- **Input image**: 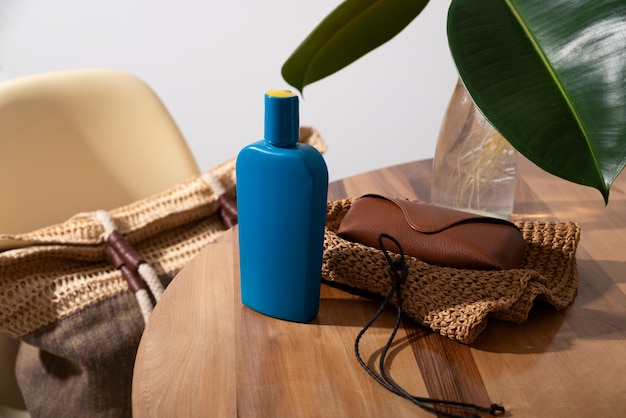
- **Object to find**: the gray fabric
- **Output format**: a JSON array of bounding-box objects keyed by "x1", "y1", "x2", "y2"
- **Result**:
[{"x1": 15, "y1": 292, "x2": 143, "y2": 418}]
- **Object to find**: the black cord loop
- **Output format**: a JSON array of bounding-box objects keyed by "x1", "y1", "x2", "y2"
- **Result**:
[{"x1": 354, "y1": 234, "x2": 505, "y2": 418}]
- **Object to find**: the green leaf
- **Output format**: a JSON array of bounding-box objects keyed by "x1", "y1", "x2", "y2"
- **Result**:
[
  {"x1": 448, "y1": 0, "x2": 626, "y2": 203},
  {"x1": 282, "y1": 0, "x2": 430, "y2": 94}
]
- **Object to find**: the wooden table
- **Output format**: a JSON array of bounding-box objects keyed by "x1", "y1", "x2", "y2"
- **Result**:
[{"x1": 132, "y1": 158, "x2": 626, "y2": 417}]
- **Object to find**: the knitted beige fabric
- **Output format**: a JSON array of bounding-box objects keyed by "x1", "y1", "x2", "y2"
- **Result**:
[
  {"x1": 322, "y1": 198, "x2": 580, "y2": 344},
  {"x1": 0, "y1": 158, "x2": 235, "y2": 338},
  {"x1": 0, "y1": 126, "x2": 327, "y2": 339}
]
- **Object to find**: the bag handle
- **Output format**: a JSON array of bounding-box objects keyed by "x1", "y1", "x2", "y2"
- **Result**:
[{"x1": 95, "y1": 210, "x2": 162, "y2": 323}]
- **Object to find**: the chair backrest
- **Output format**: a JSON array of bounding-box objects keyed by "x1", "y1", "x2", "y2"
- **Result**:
[
  {"x1": 0, "y1": 69, "x2": 201, "y2": 414},
  {"x1": 0, "y1": 68, "x2": 200, "y2": 234}
]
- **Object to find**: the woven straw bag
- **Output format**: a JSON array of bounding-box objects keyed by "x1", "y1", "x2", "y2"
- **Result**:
[
  {"x1": 0, "y1": 127, "x2": 325, "y2": 417},
  {"x1": 322, "y1": 198, "x2": 581, "y2": 344}
]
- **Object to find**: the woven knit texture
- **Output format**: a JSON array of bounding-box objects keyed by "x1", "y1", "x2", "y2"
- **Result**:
[
  {"x1": 323, "y1": 198, "x2": 581, "y2": 344},
  {"x1": 0, "y1": 126, "x2": 327, "y2": 339},
  {"x1": 0, "y1": 158, "x2": 235, "y2": 338}
]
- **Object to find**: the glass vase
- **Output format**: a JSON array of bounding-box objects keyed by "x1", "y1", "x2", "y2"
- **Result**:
[{"x1": 431, "y1": 79, "x2": 517, "y2": 219}]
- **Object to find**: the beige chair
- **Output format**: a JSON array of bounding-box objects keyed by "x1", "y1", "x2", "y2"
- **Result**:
[{"x1": 0, "y1": 69, "x2": 201, "y2": 417}]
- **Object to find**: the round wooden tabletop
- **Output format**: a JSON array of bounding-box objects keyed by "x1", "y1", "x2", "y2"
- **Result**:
[{"x1": 133, "y1": 158, "x2": 626, "y2": 417}]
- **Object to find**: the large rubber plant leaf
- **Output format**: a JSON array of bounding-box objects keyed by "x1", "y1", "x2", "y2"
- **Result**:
[
  {"x1": 282, "y1": 0, "x2": 430, "y2": 94},
  {"x1": 448, "y1": 0, "x2": 626, "y2": 203}
]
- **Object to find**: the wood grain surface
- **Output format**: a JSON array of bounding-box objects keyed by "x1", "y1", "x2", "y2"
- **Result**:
[{"x1": 132, "y1": 158, "x2": 626, "y2": 417}]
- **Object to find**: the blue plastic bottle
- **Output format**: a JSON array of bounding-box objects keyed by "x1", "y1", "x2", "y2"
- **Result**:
[{"x1": 236, "y1": 90, "x2": 328, "y2": 322}]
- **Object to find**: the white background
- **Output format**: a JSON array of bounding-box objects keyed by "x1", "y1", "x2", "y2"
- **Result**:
[{"x1": 0, "y1": 0, "x2": 458, "y2": 182}]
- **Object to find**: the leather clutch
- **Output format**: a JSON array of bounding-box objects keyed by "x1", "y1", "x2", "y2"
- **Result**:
[{"x1": 337, "y1": 194, "x2": 526, "y2": 270}]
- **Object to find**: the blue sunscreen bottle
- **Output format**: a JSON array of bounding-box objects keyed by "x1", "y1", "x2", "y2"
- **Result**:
[{"x1": 236, "y1": 90, "x2": 328, "y2": 322}]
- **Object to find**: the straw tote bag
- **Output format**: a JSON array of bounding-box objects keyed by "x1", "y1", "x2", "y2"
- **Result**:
[{"x1": 0, "y1": 128, "x2": 325, "y2": 417}]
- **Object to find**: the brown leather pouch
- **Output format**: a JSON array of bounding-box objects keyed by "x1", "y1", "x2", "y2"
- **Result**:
[{"x1": 337, "y1": 194, "x2": 526, "y2": 270}]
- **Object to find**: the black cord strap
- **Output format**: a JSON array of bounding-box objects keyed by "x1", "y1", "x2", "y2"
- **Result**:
[{"x1": 354, "y1": 233, "x2": 505, "y2": 418}]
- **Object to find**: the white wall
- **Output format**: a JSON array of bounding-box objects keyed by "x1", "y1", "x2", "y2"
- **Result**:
[{"x1": 0, "y1": 0, "x2": 457, "y2": 182}]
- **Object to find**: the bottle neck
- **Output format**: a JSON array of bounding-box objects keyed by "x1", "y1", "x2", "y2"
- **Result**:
[{"x1": 264, "y1": 91, "x2": 299, "y2": 147}]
